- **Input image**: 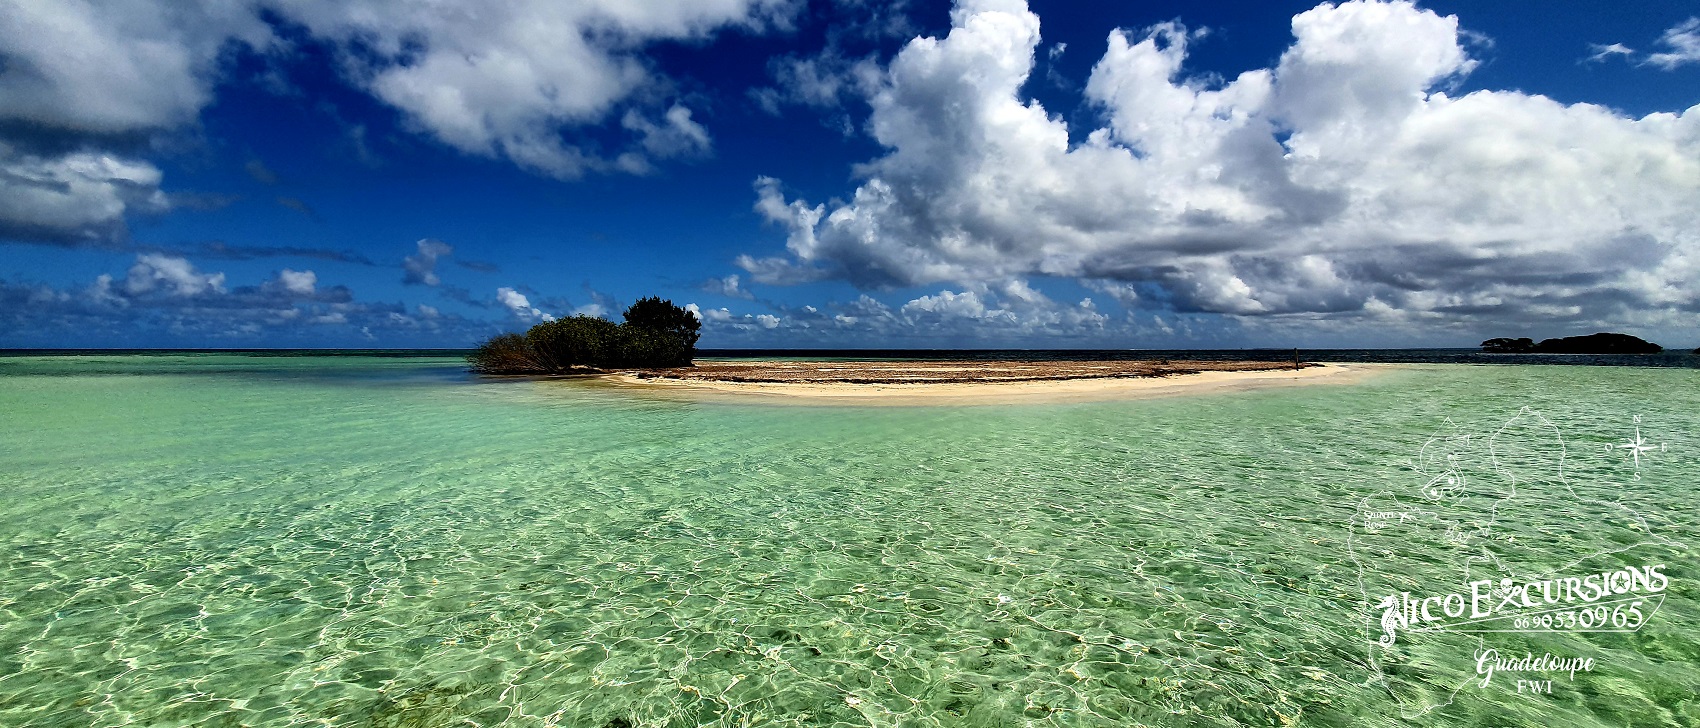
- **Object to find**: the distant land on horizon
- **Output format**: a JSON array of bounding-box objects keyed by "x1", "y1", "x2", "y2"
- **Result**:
[{"x1": 1482, "y1": 332, "x2": 1668, "y2": 355}]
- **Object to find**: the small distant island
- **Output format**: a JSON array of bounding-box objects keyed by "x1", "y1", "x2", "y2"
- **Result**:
[
  {"x1": 469, "y1": 296, "x2": 702, "y2": 373},
  {"x1": 1481, "y1": 332, "x2": 1663, "y2": 354},
  {"x1": 464, "y1": 295, "x2": 1353, "y2": 400}
]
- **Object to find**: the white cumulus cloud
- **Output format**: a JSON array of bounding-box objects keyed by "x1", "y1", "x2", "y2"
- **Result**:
[
  {"x1": 702, "y1": 273, "x2": 757, "y2": 299},
  {"x1": 268, "y1": 0, "x2": 792, "y2": 178},
  {"x1": 497, "y1": 286, "x2": 553, "y2": 322},
  {"x1": 0, "y1": 0, "x2": 273, "y2": 133},
  {"x1": 272, "y1": 269, "x2": 317, "y2": 296},
  {"x1": 742, "y1": 0, "x2": 1700, "y2": 334},
  {"x1": 622, "y1": 105, "x2": 713, "y2": 163},
  {"x1": 0, "y1": 144, "x2": 170, "y2": 245},
  {"x1": 124, "y1": 254, "x2": 226, "y2": 297},
  {"x1": 402, "y1": 239, "x2": 453, "y2": 286},
  {"x1": 0, "y1": 0, "x2": 795, "y2": 223},
  {"x1": 0, "y1": 2, "x2": 270, "y2": 245},
  {"x1": 1644, "y1": 17, "x2": 1700, "y2": 69},
  {"x1": 1644, "y1": 18, "x2": 1700, "y2": 70}
]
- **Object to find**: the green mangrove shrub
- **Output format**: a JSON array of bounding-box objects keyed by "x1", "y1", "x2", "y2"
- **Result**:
[
  {"x1": 466, "y1": 332, "x2": 546, "y2": 374},
  {"x1": 468, "y1": 296, "x2": 702, "y2": 373},
  {"x1": 527, "y1": 315, "x2": 621, "y2": 371}
]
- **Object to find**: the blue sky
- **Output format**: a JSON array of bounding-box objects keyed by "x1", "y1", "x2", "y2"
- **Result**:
[{"x1": 2, "y1": 0, "x2": 1698, "y2": 349}]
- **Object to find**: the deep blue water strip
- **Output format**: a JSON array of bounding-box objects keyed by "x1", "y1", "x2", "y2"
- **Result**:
[{"x1": 2, "y1": 348, "x2": 1696, "y2": 368}]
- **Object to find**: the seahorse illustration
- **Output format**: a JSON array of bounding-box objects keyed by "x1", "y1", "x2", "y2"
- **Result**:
[{"x1": 1376, "y1": 594, "x2": 1404, "y2": 647}]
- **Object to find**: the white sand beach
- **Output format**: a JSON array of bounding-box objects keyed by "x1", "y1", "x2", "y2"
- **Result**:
[{"x1": 605, "y1": 361, "x2": 1382, "y2": 405}]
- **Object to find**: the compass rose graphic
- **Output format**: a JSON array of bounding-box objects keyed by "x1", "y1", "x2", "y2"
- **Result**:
[{"x1": 1614, "y1": 415, "x2": 1665, "y2": 480}]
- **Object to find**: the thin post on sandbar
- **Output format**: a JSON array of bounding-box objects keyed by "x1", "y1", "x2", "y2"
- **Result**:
[{"x1": 1293, "y1": 348, "x2": 1300, "y2": 371}]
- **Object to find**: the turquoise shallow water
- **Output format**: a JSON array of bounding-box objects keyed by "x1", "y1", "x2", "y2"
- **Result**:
[{"x1": 0, "y1": 355, "x2": 1695, "y2": 727}]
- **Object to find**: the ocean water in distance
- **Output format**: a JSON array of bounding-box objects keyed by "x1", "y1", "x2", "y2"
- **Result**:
[{"x1": 0, "y1": 354, "x2": 1695, "y2": 727}]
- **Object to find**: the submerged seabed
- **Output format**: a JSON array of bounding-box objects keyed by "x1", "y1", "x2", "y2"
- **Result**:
[{"x1": 0, "y1": 354, "x2": 1695, "y2": 727}]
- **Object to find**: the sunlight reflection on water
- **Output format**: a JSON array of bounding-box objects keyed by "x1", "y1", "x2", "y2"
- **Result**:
[{"x1": 0, "y1": 356, "x2": 1694, "y2": 727}]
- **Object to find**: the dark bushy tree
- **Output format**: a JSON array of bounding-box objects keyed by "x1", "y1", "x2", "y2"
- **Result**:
[
  {"x1": 466, "y1": 296, "x2": 702, "y2": 373},
  {"x1": 618, "y1": 297, "x2": 700, "y2": 367}
]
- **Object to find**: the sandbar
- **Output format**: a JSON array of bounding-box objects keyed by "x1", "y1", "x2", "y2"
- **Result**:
[{"x1": 602, "y1": 360, "x2": 1381, "y2": 405}]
